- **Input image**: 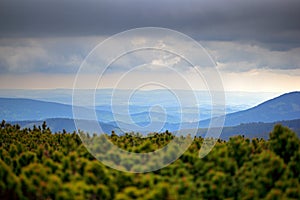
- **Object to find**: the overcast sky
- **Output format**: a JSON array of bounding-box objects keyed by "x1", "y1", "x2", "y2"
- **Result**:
[{"x1": 0, "y1": 0, "x2": 299, "y2": 92}]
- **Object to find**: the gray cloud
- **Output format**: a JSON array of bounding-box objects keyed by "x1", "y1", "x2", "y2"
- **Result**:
[
  {"x1": 0, "y1": 0, "x2": 300, "y2": 76},
  {"x1": 0, "y1": 37, "x2": 91, "y2": 74},
  {"x1": 203, "y1": 41, "x2": 300, "y2": 72},
  {"x1": 0, "y1": 0, "x2": 300, "y2": 49},
  {"x1": 1, "y1": 36, "x2": 299, "y2": 75}
]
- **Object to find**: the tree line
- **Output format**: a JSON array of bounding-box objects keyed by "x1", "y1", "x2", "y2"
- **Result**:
[{"x1": 0, "y1": 120, "x2": 300, "y2": 199}]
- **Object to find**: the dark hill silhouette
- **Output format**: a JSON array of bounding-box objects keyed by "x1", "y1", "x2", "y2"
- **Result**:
[
  {"x1": 0, "y1": 98, "x2": 180, "y2": 123},
  {"x1": 199, "y1": 91, "x2": 300, "y2": 127},
  {"x1": 0, "y1": 98, "x2": 74, "y2": 121},
  {"x1": 10, "y1": 118, "x2": 121, "y2": 134},
  {"x1": 1, "y1": 92, "x2": 300, "y2": 133}
]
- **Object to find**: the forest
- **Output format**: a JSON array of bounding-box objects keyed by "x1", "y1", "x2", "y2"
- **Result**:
[{"x1": 1, "y1": 120, "x2": 300, "y2": 200}]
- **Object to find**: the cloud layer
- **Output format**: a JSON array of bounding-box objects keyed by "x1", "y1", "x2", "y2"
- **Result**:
[
  {"x1": 1, "y1": 0, "x2": 300, "y2": 48},
  {"x1": 0, "y1": 0, "x2": 299, "y2": 91}
]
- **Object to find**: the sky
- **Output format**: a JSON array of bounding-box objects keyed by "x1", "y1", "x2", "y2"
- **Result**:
[{"x1": 0, "y1": 0, "x2": 300, "y2": 92}]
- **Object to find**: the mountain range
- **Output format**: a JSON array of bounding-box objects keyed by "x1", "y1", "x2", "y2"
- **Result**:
[
  {"x1": 199, "y1": 91, "x2": 300, "y2": 127},
  {"x1": 1, "y1": 91, "x2": 300, "y2": 139},
  {"x1": 0, "y1": 98, "x2": 181, "y2": 124}
]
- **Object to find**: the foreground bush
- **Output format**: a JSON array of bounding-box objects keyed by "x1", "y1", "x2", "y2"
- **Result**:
[{"x1": 0, "y1": 122, "x2": 299, "y2": 200}]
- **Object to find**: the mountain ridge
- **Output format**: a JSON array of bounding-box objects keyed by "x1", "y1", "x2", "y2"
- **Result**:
[
  {"x1": 199, "y1": 91, "x2": 300, "y2": 127},
  {"x1": 9, "y1": 118, "x2": 300, "y2": 140},
  {"x1": 1, "y1": 91, "x2": 300, "y2": 134}
]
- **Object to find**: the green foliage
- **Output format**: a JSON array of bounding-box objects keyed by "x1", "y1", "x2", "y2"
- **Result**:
[
  {"x1": 0, "y1": 160, "x2": 21, "y2": 200},
  {"x1": 0, "y1": 123, "x2": 299, "y2": 199},
  {"x1": 227, "y1": 135, "x2": 252, "y2": 167},
  {"x1": 234, "y1": 150, "x2": 285, "y2": 199},
  {"x1": 269, "y1": 124, "x2": 300, "y2": 163}
]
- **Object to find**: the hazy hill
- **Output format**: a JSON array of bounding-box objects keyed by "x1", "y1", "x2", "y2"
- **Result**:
[
  {"x1": 0, "y1": 98, "x2": 180, "y2": 123},
  {"x1": 10, "y1": 118, "x2": 121, "y2": 134},
  {"x1": 9, "y1": 118, "x2": 300, "y2": 140},
  {"x1": 1, "y1": 92, "x2": 300, "y2": 134},
  {"x1": 199, "y1": 91, "x2": 300, "y2": 127},
  {"x1": 196, "y1": 119, "x2": 300, "y2": 140}
]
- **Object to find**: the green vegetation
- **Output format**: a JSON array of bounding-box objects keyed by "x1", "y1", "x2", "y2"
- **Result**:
[{"x1": 0, "y1": 121, "x2": 300, "y2": 200}]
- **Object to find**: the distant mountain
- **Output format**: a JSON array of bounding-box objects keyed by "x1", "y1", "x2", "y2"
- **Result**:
[
  {"x1": 0, "y1": 98, "x2": 181, "y2": 123},
  {"x1": 196, "y1": 119, "x2": 300, "y2": 140},
  {"x1": 0, "y1": 89, "x2": 276, "y2": 108},
  {"x1": 1, "y1": 89, "x2": 276, "y2": 121},
  {"x1": 199, "y1": 92, "x2": 300, "y2": 127},
  {"x1": 9, "y1": 118, "x2": 300, "y2": 141},
  {"x1": 10, "y1": 118, "x2": 121, "y2": 134},
  {"x1": 0, "y1": 98, "x2": 76, "y2": 121},
  {"x1": 4, "y1": 92, "x2": 300, "y2": 138},
  {"x1": 1, "y1": 92, "x2": 300, "y2": 133},
  {"x1": 0, "y1": 98, "x2": 115, "y2": 122}
]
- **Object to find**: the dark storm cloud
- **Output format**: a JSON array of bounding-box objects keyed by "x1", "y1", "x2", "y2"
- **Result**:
[
  {"x1": 0, "y1": 0, "x2": 300, "y2": 49},
  {"x1": 0, "y1": 0, "x2": 300, "y2": 75}
]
